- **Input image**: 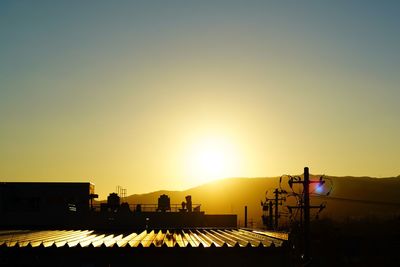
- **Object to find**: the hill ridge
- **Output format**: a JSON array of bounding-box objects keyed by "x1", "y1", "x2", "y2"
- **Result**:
[{"x1": 118, "y1": 175, "x2": 400, "y2": 226}]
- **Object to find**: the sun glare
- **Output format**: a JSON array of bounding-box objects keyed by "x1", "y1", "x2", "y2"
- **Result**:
[{"x1": 185, "y1": 136, "x2": 241, "y2": 185}]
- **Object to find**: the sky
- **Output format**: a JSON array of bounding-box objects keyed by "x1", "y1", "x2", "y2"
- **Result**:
[{"x1": 1, "y1": 1, "x2": 399, "y2": 199}]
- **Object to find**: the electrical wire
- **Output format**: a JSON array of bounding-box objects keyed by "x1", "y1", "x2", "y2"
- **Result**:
[{"x1": 313, "y1": 195, "x2": 400, "y2": 206}]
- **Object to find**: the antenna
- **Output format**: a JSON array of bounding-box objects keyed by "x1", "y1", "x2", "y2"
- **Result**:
[{"x1": 115, "y1": 185, "x2": 127, "y2": 202}]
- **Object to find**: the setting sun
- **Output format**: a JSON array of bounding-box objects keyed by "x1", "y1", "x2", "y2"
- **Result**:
[{"x1": 185, "y1": 136, "x2": 241, "y2": 185}]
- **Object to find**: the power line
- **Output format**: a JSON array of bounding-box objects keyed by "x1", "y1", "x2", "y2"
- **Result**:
[{"x1": 313, "y1": 195, "x2": 400, "y2": 207}]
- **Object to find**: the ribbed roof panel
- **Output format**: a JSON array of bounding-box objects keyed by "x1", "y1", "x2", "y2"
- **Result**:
[{"x1": 0, "y1": 228, "x2": 287, "y2": 249}]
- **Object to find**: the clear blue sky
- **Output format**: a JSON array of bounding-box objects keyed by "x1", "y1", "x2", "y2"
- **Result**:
[{"x1": 1, "y1": 1, "x2": 399, "y2": 198}]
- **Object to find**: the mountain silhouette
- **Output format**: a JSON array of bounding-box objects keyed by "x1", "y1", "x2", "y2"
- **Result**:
[{"x1": 117, "y1": 175, "x2": 400, "y2": 227}]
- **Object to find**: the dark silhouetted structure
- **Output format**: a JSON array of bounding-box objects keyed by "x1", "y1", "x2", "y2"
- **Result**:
[
  {"x1": 157, "y1": 194, "x2": 171, "y2": 212},
  {"x1": 186, "y1": 195, "x2": 192, "y2": 212},
  {"x1": 0, "y1": 182, "x2": 289, "y2": 267},
  {"x1": 0, "y1": 182, "x2": 95, "y2": 228},
  {"x1": 0, "y1": 182, "x2": 237, "y2": 229}
]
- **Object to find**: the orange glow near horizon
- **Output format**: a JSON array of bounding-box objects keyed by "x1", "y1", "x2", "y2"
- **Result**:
[
  {"x1": 1, "y1": 2, "x2": 399, "y2": 199},
  {"x1": 184, "y1": 136, "x2": 242, "y2": 186}
]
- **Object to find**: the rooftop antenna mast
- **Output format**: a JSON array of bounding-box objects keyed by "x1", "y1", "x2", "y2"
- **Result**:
[{"x1": 116, "y1": 185, "x2": 127, "y2": 202}]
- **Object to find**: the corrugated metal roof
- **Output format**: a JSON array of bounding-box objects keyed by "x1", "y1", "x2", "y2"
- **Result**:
[{"x1": 0, "y1": 229, "x2": 286, "y2": 248}]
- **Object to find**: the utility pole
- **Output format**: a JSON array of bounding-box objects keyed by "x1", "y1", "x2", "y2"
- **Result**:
[
  {"x1": 268, "y1": 201, "x2": 273, "y2": 229},
  {"x1": 261, "y1": 190, "x2": 286, "y2": 230},
  {"x1": 303, "y1": 167, "x2": 310, "y2": 262},
  {"x1": 287, "y1": 167, "x2": 326, "y2": 264},
  {"x1": 273, "y1": 189, "x2": 286, "y2": 229},
  {"x1": 244, "y1": 206, "x2": 248, "y2": 228},
  {"x1": 274, "y1": 189, "x2": 279, "y2": 229}
]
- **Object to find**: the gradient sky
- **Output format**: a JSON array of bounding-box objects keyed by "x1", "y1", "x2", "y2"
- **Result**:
[{"x1": 1, "y1": 1, "x2": 399, "y2": 198}]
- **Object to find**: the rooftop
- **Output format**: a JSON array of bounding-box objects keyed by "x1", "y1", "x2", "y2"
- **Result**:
[{"x1": 0, "y1": 228, "x2": 287, "y2": 248}]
